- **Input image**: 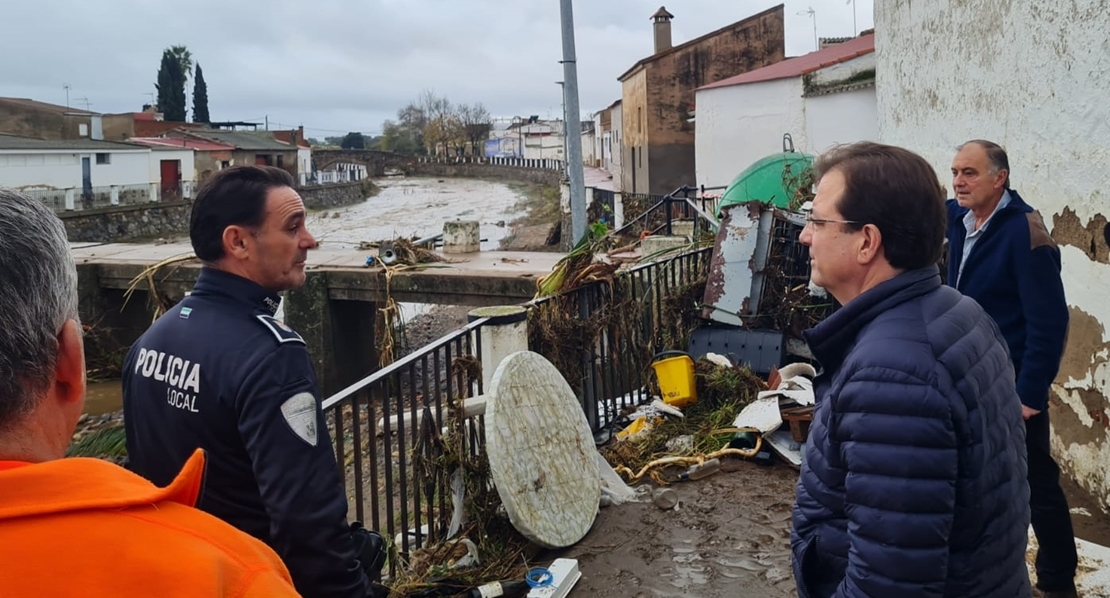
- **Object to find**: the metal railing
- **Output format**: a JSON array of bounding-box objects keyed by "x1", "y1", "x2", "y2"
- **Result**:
[
  {"x1": 320, "y1": 245, "x2": 712, "y2": 576},
  {"x1": 320, "y1": 320, "x2": 487, "y2": 575},
  {"x1": 22, "y1": 183, "x2": 169, "y2": 212},
  {"x1": 527, "y1": 246, "x2": 714, "y2": 431},
  {"x1": 418, "y1": 155, "x2": 566, "y2": 172},
  {"x1": 611, "y1": 186, "x2": 720, "y2": 242}
]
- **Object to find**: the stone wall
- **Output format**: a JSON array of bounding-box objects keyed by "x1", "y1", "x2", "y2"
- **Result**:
[
  {"x1": 59, "y1": 181, "x2": 375, "y2": 242},
  {"x1": 298, "y1": 180, "x2": 377, "y2": 210},
  {"x1": 61, "y1": 201, "x2": 192, "y2": 242},
  {"x1": 408, "y1": 161, "x2": 561, "y2": 186}
]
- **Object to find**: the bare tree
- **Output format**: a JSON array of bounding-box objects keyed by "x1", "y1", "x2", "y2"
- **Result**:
[
  {"x1": 458, "y1": 103, "x2": 492, "y2": 157},
  {"x1": 418, "y1": 90, "x2": 455, "y2": 156}
]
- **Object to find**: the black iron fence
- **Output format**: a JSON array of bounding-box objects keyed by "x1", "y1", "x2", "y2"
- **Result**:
[
  {"x1": 320, "y1": 319, "x2": 488, "y2": 575},
  {"x1": 611, "y1": 186, "x2": 720, "y2": 243},
  {"x1": 320, "y1": 245, "x2": 713, "y2": 576}
]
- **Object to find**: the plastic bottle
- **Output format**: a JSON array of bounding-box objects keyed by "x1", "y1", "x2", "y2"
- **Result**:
[
  {"x1": 679, "y1": 458, "x2": 721, "y2": 481},
  {"x1": 467, "y1": 580, "x2": 528, "y2": 597}
]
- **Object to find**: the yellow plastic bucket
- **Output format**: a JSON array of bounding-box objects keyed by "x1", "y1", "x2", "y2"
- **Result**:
[{"x1": 651, "y1": 352, "x2": 697, "y2": 408}]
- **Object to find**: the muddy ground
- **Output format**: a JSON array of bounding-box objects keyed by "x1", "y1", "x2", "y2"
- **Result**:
[{"x1": 554, "y1": 459, "x2": 798, "y2": 598}]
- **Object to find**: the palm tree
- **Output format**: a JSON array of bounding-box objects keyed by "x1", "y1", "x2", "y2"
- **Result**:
[{"x1": 169, "y1": 45, "x2": 193, "y2": 82}]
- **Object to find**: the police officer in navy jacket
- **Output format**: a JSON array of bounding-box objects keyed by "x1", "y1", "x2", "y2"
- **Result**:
[{"x1": 123, "y1": 165, "x2": 385, "y2": 598}]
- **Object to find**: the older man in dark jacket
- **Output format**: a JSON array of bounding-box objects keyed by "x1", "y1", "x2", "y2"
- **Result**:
[{"x1": 791, "y1": 142, "x2": 1031, "y2": 598}]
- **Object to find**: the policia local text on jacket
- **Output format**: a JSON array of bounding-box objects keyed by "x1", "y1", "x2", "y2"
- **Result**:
[{"x1": 123, "y1": 267, "x2": 380, "y2": 598}]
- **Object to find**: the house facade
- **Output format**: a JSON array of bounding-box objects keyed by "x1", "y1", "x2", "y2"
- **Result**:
[
  {"x1": 618, "y1": 5, "x2": 785, "y2": 195},
  {"x1": 0, "y1": 134, "x2": 156, "y2": 209},
  {"x1": 102, "y1": 109, "x2": 204, "y2": 141},
  {"x1": 694, "y1": 33, "x2": 876, "y2": 190},
  {"x1": 875, "y1": 0, "x2": 1110, "y2": 509},
  {"x1": 272, "y1": 127, "x2": 314, "y2": 185},
  {"x1": 166, "y1": 129, "x2": 300, "y2": 178},
  {"x1": 130, "y1": 136, "x2": 234, "y2": 184},
  {"x1": 0, "y1": 97, "x2": 100, "y2": 141}
]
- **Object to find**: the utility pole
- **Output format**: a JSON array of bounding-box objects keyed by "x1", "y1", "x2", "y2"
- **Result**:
[
  {"x1": 559, "y1": 0, "x2": 587, "y2": 244},
  {"x1": 63, "y1": 84, "x2": 70, "y2": 108},
  {"x1": 557, "y1": 81, "x2": 567, "y2": 176}
]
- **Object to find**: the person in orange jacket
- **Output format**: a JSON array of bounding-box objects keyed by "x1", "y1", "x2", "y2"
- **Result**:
[{"x1": 0, "y1": 187, "x2": 301, "y2": 598}]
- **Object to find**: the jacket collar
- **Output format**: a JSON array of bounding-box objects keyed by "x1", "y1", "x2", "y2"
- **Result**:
[
  {"x1": 192, "y1": 267, "x2": 282, "y2": 316},
  {"x1": 0, "y1": 449, "x2": 207, "y2": 521},
  {"x1": 804, "y1": 266, "x2": 942, "y2": 372},
  {"x1": 950, "y1": 187, "x2": 1033, "y2": 220}
]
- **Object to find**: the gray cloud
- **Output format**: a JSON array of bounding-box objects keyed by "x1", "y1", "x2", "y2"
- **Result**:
[{"x1": 0, "y1": 0, "x2": 873, "y2": 137}]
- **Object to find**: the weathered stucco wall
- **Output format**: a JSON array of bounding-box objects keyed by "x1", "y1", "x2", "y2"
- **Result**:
[
  {"x1": 621, "y1": 68, "x2": 650, "y2": 195},
  {"x1": 876, "y1": 0, "x2": 1110, "y2": 509}
]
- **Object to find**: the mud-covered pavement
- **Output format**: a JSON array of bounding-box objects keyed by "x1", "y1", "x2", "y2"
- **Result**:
[{"x1": 553, "y1": 459, "x2": 799, "y2": 598}]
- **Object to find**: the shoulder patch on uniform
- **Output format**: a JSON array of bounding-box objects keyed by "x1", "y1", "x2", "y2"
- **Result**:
[
  {"x1": 1026, "y1": 211, "x2": 1058, "y2": 251},
  {"x1": 255, "y1": 315, "x2": 306, "y2": 345},
  {"x1": 280, "y1": 392, "x2": 318, "y2": 446}
]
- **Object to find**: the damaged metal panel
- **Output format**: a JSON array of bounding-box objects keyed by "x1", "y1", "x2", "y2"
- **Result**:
[
  {"x1": 700, "y1": 202, "x2": 804, "y2": 326},
  {"x1": 701, "y1": 201, "x2": 770, "y2": 326}
]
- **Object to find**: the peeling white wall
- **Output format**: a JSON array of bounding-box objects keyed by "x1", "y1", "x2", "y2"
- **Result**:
[
  {"x1": 695, "y1": 77, "x2": 804, "y2": 190},
  {"x1": 876, "y1": 0, "x2": 1110, "y2": 509}
]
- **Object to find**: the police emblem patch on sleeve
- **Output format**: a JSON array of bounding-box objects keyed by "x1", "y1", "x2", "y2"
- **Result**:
[
  {"x1": 280, "y1": 392, "x2": 318, "y2": 446},
  {"x1": 256, "y1": 315, "x2": 306, "y2": 345}
]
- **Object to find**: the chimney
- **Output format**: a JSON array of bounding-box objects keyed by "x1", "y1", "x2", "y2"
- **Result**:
[{"x1": 652, "y1": 7, "x2": 674, "y2": 54}]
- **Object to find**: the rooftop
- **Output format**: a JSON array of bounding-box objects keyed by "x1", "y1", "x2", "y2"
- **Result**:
[
  {"x1": 129, "y1": 136, "x2": 235, "y2": 152},
  {"x1": 0, "y1": 134, "x2": 145, "y2": 151},
  {"x1": 0, "y1": 97, "x2": 98, "y2": 116},
  {"x1": 698, "y1": 32, "x2": 875, "y2": 90},
  {"x1": 183, "y1": 129, "x2": 295, "y2": 151}
]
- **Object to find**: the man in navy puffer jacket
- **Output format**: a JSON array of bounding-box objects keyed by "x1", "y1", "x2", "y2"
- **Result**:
[{"x1": 791, "y1": 142, "x2": 1031, "y2": 598}]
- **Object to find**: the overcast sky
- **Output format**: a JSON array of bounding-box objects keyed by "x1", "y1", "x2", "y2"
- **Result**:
[{"x1": 1, "y1": 0, "x2": 873, "y2": 139}]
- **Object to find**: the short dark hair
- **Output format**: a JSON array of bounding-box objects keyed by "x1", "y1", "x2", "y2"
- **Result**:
[
  {"x1": 958, "y1": 139, "x2": 1010, "y2": 189},
  {"x1": 814, "y1": 142, "x2": 946, "y2": 271},
  {"x1": 189, "y1": 165, "x2": 297, "y2": 262}
]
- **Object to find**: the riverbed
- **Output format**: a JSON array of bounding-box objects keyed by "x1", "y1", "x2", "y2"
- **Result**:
[{"x1": 306, "y1": 176, "x2": 527, "y2": 252}]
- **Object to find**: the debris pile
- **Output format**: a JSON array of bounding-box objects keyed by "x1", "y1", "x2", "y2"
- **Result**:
[{"x1": 601, "y1": 355, "x2": 767, "y2": 485}]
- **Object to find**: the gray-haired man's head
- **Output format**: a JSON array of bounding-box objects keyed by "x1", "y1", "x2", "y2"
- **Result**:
[{"x1": 0, "y1": 188, "x2": 81, "y2": 431}]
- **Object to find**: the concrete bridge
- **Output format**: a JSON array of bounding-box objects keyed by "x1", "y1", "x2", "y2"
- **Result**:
[{"x1": 73, "y1": 241, "x2": 560, "y2": 394}]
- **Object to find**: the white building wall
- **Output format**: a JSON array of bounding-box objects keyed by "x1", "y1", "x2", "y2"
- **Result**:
[
  {"x1": 695, "y1": 77, "x2": 805, "y2": 190},
  {"x1": 581, "y1": 130, "x2": 597, "y2": 166},
  {"x1": 0, "y1": 152, "x2": 82, "y2": 189},
  {"x1": 610, "y1": 105, "x2": 623, "y2": 188},
  {"x1": 804, "y1": 86, "x2": 877, "y2": 154},
  {"x1": 0, "y1": 149, "x2": 151, "y2": 189},
  {"x1": 298, "y1": 148, "x2": 312, "y2": 178},
  {"x1": 877, "y1": 0, "x2": 1110, "y2": 510},
  {"x1": 89, "y1": 150, "x2": 152, "y2": 187}
]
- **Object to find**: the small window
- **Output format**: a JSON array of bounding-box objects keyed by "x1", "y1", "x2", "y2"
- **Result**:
[
  {"x1": 79, "y1": 123, "x2": 89, "y2": 137},
  {"x1": 95, "y1": 153, "x2": 110, "y2": 165}
]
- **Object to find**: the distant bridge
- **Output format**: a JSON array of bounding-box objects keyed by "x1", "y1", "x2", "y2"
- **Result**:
[{"x1": 312, "y1": 149, "x2": 414, "y2": 176}]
